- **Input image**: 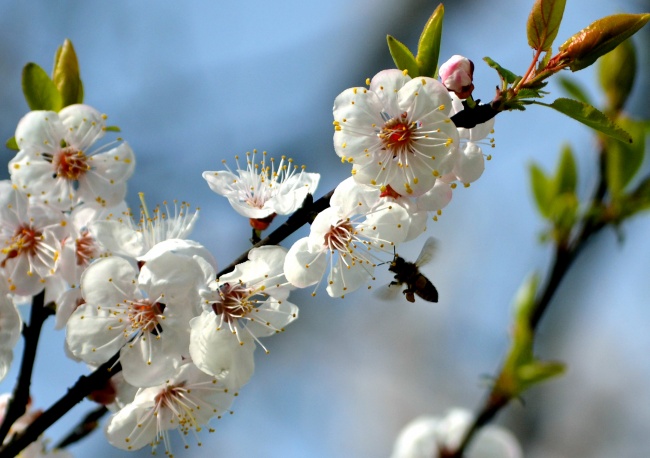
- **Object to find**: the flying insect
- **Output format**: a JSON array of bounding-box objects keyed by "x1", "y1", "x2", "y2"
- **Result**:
[{"x1": 388, "y1": 236, "x2": 439, "y2": 303}]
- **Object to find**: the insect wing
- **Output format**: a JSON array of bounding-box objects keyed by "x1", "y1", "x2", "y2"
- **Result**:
[{"x1": 414, "y1": 237, "x2": 437, "y2": 267}]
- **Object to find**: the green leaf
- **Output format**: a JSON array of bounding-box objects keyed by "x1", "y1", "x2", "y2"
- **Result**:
[
  {"x1": 556, "y1": 76, "x2": 592, "y2": 105},
  {"x1": 529, "y1": 163, "x2": 554, "y2": 218},
  {"x1": 6, "y1": 137, "x2": 18, "y2": 151},
  {"x1": 605, "y1": 117, "x2": 646, "y2": 197},
  {"x1": 559, "y1": 13, "x2": 650, "y2": 71},
  {"x1": 483, "y1": 56, "x2": 519, "y2": 85},
  {"x1": 555, "y1": 144, "x2": 577, "y2": 194},
  {"x1": 527, "y1": 0, "x2": 567, "y2": 51},
  {"x1": 52, "y1": 39, "x2": 84, "y2": 107},
  {"x1": 386, "y1": 35, "x2": 419, "y2": 77},
  {"x1": 22, "y1": 63, "x2": 63, "y2": 111},
  {"x1": 416, "y1": 4, "x2": 444, "y2": 78},
  {"x1": 598, "y1": 38, "x2": 636, "y2": 112},
  {"x1": 538, "y1": 98, "x2": 632, "y2": 143},
  {"x1": 104, "y1": 125, "x2": 121, "y2": 132}
]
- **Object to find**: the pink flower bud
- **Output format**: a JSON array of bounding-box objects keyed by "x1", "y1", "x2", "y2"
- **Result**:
[{"x1": 439, "y1": 55, "x2": 474, "y2": 99}]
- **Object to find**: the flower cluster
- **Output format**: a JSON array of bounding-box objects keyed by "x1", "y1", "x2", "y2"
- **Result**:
[{"x1": 0, "y1": 54, "x2": 499, "y2": 456}]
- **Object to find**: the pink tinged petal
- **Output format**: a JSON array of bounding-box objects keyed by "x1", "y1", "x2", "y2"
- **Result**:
[
  {"x1": 0, "y1": 295, "x2": 21, "y2": 382},
  {"x1": 14, "y1": 110, "x2": 65, "y2": 154},
  {"x1": 226, "y1": 196, "x2": 273, "y2": 219},
  {"x1": 369, "y1": 69, "x2": 412, "y2": 115},
  {"x1": 245, "y1": 298, "x2": 299, "y2": 337},
  {"x1": 59, "y1": 104, "x2": 106, "y2": 151},
  {"x1": 284, "y1": 237, "x2": 327, "y2": 288},
  {"x1": 119, "y1": 333, "x2": 184, "y2": 388},
  {"x1": 453, "y1": 143, "x2": 485, "y2": 183},
  {"x1": 89, "y1": 221, "x2": 146, "y2": 258},
  {"x1": 189, "y1": 313, "x2": 255, "y2": 390}
]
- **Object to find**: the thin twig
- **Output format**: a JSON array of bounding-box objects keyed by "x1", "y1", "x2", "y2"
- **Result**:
[{"x1": 53, "y1": 405, "x2": 109, "y2": 450}]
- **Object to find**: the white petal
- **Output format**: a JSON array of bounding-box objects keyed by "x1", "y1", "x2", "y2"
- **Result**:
[
  {"x1": 90, "y1": 220, "x2": 145, "y2": 258},
  {"x1": 59, "y1": 104, "x2": 106, "y2": 151},
  {"x1": 189, "y1": 313, "x2": 255, "y2": 390},
  {"x1": 284, "y1": 238, "x2": 327, "y2": 288},
  {"x1": 369, "y1": 69, "x2": 411, "y2": 115},
  {"x1": 119, "y1": 333, "x2": 184, "y2": 388},
  {"x1": 453, "y1": 143, "x2": 485, "y2": 183},
  {"x1": 15, "y1": 110, "x2": 64, "y2": 154}
]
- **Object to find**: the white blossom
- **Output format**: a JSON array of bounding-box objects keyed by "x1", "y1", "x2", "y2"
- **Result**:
[
  {"x1": 190, "y1": 245, "x2": 296, "y2": 388},
  {"x1": 284, "y1": 180, "x2": 410, "y2": 297},
  {"x1": 105, "y1": 363, "x2": 235, "y2": 455},
  {"x1": 0, "y1": 181, "x2": 67, "y2": 296},
  {"x1": 9, "y1": 105, "x2": 135, "y2": 210},
  {"x1": 391, "y1": 410, "x2": 522, "y2": 458},
  {"x1": 203, "y1": 150, "x2": 319, "y2": 229},
  {"x1": 333, "y1": 69, "x2": 459, "y2": 197},
  {"x1": 66, "y1": 239, "x2": 215, "y2": 387},
  {"x1": 89, "y1": 199, "x2": 198, "y2": 260}
]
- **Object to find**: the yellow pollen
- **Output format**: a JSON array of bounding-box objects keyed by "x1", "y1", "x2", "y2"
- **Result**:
[
  {"x1": 402, "y1": 69, "x2": 408, "y2": 76},
  {"x1": 353, "y1": 88, "x2": 358, "y2": 94},
  {"x1": 464, "y1": 183, "x2": 470, "y2": 188},
  {"x1": 487, "y1": 155, "x2": 492, "y2": 160},
  {"x1": 445, "y1": 138, "x2": 453, "y2": 147},
  {"x1": 365, "y1": 78, "x2": 370, "y2": 85},
  {"x1": 421, "y1": 78, "x2": 426, "y2": 85}
]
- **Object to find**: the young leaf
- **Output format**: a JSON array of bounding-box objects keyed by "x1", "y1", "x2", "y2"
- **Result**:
[
  {"x1": 6, "y1": 137, "x2": 18, "y2": 151},
  {"x1": 22, "y1": 62, "x2": 63, "y2": 111},
  {"x1": 527, "y1": 0, "x2": 567, "y2": 51},
  {"x1": 555, "y1": 143, "x2": 577, "y2": 194},
  {"x1": 529, "y1": 164, "x2": 554, "y2": 218},
  {"x1": 483, "y1": 56, "x2": 519, "y2": 85},
  {"x1": 386, "y1": 35, "x2": 419, "y2": 77},
  {"x1": 538, "y1": 98, "x2": 632, "y2": 143},
  {"x1": 598, "y1": 38, "x2": 636, "y2": 112},
  {"x1": 53, "y1": 39, "x2": 84, "y2": 107},
  {"x1": 556, "y1": 76, "x2": 592, "y2": 105},
  {"x1": 559, "y1": 13, "x2": 650, "y2": 71},
  {"x1": 605, "y1": 117, "x2": 646, "y2": 197},
  {"x1": 416, "y1": 3, "x2": 444, "y2": 78}
]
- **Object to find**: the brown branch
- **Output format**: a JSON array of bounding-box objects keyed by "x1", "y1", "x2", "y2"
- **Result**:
[
  {"x1": 0, "y1": 355, "x2": 121, "y2": 457},
  {"x1": 0, "y1": 291, "x2": 53, "y2": 444}
]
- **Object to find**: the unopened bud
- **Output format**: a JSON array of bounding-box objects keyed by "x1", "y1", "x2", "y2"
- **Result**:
[{"x1": 438, "y1": 55, "x2": 474, "y2": 99}]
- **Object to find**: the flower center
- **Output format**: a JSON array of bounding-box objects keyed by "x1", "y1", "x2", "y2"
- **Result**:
[
  {"x1": 52, "y1": 147, "x2": 89, "y2": 181},
  {"x1": 212, "y1": 282, "x2": 253, "y2": 322},
  {"x1": 379, "y1": 112, "x2": 417, "y2": 156},
  {"x1": 379, "y1": 184, "x2": 402, "y2": 199},
  {"x1": 128, "y1": 299, "x2": 165, "y2": 333},
  {"x1": 324, "y1": 220, "x2": 354, "y2": 252},
  {"x1": 75, "y1": 230, "x2": 97, "y2": 266},
  {"x1": 1, "y1": 225, "x2": 42, "y2": 267}
]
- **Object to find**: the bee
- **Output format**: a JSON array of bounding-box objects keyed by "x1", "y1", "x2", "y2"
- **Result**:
[{"x1": 388, "y1": 236, "x2": 439, "y2": 303}]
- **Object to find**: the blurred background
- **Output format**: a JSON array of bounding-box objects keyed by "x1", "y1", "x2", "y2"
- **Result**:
[{"x1": 0, "y1": 0, "x2": 649, "y2": 456}]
